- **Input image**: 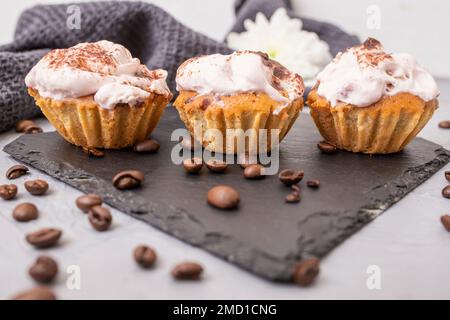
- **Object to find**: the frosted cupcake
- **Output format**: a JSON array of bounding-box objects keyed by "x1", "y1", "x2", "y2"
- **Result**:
[
  {"x1": 307, "y1": 38, "x2": 439, "y2": 154},
  {"x1": 25, "y1": 40, "x2": 172, "y2": 149},
  {"x1": 174, "y1": 51, "x2": 304, "y2": 154}
]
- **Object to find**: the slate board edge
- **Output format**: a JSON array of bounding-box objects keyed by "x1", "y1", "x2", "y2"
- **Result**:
[{"x1": 3, "y1": 136, "x2": 450, "y2": 283}]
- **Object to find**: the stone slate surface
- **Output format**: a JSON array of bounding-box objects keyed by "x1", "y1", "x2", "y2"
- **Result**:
[{"x1": 4, "y1": 107, "x2": 449, "y2": 282}]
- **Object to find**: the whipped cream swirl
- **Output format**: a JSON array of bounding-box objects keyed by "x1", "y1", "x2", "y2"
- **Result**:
[
  {"x1": 316, "y1": 38, "x2": 439, "y2": 107},
  {"x1": 25, "y1": 40, "x2": 172, "y2": 109},
  {"x1": 176, "y1": 51, "x2": 304, "y2": 104}
]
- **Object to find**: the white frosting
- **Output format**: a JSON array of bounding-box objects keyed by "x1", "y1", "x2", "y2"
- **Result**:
[
  {"x1": 25, "y1": 40, "x2": 171, "y2": 109},
  {"x1": 316, "y1": 38, "x2": 439, "y2": 107},
  {"x1": 176, "y1": 51, "x2": 304, "y2": 104}
]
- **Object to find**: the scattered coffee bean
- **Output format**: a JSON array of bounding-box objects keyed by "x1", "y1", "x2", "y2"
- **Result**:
[
  {"x1": 13, "y1": 203, "x2": 38, "y2": 222},
  {"x1": 285, "y1": 192, "x2": 300, "y2": 203},
  {"x1": 134, "y1": 139, "x2": 160, "y2": 153},
  {"x1": 29, "y1": 256, "x2": 58, "y2": 283},
  {"x1": 15, "y1": 119, "x2": 36, "y2": 133},
  {"x1": 6, "y1": 164, "x2": 29, "y2": 179},
  {"x1": 317, "y1": 141, "x2": 337, "y2": 154},
  {"x1": 445, "y1": 171, "x2": 450, "y2": 182},
  {"x1": 82, "y1": 147, "x2": 104, "y2": 158},
  {"x1": 11, "y1": 286, "x2": 56, "y2": 300},
  {"x1": 438, "y1": 120, "x2": 450, "y2": 129},
  {"x1": 307, "y1": 179, "x2": 320, "y2": 188},
  {"x1": 24, "y1": 125, "x2": 43, "y2": 134},
  {"x1": 207, "y1": 185, "x2": 240, "y2": 210},
  {"x1": 243, "y1": 164, "x2": 264, "y2": 179},
  {"x1": 24, "y1": 179, "x2": 49, "y2": 196},
  {"x1": 442, "y1": 185, "x2": 450, "y2": 199},
  {"x1": 112, "y1": 170, "x2": 145, "y2": 190},
  {"x1": 278, "y1": 169, "x2": 304, "y2": 186},
  {"x1": 291, "y1": 184, "x2": 300, "y2": 193},
  {"x1": 441, "y1": 215, "x2": 450, "y2": 232},
  {"x1": 26, "y1": 228, "x2": 62, "y2": 249},
  {"x1": 76, "y1": 194, "x2": 102, "y2": 213},
  {"x1": 183, "y1": 157, "x2": 203, "y2": 174},
  {"x1": 205, "y1": 159, "x2": 228, "y2": 173},
  {"x1": 171, "y1": 262, "x2": 203, "y2": 280},
  {"x1": 88, "y1": 206, "x2": 112, "y2": 231},
  {"x1": 293, "y1": 257, "x2": 320, "y2": 287},
  {"x1": 0, "y1": 184, "x2": 18, "y2": 200},
  {"x1": 134, "y1": 245, "x2": 157, "y2": 268}
]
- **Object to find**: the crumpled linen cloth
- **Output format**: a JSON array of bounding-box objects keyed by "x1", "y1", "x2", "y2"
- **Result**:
[{"x1": 0, "y1": 0, "x2": 358, "y2": 133}]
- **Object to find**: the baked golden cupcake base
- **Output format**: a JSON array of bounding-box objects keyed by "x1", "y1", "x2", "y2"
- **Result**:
[
  {"x1": 28, "y1": 88, "x2": 170, "y2": 149},
  {"x1": 307, "y1": 89, "x2": 438, "y2": 154},
  {"x1": 174, "y1": 91, "x2": 303, "y2": 154}
]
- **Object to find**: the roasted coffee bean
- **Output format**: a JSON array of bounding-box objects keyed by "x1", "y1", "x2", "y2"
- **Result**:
[
  {"x1": 171, "y1": 262, "x2": 203, "y2": 280},
  {"x1": 306, "y1": 179, "x2": 320, "y2": 188},
  {"x1": 291, "y1": 184, "x2": 300, "y2": 193},
  {"x1": 24, "y1": 179, "x2": 49, "y2": 196},
  {"x1": 29, "y1": 256, "x2": 58, "y2": 283},
  {"x1": 88, "y1": 206, "x2": 112, "y2": 231},
  {"x1": 82, "y1": 147, "x2": 104, "y2": 158},
  {"x1": 134, "y1": 245, "x2": 157, "y2": 268},
  {"x1": 24, "y1": 125, "x2": 43, "y2": 134},
  {"x1": 317, "y1": 141, "x2": 337, "y2": 154},
  {"x1": 285, "y1": 192, "x2": 300, "y2": 203},
  {"x1": 205, "y1": 159, "x2": 228, "y2": 173},
  {"x1": 442, "y1": 185, "x2": 450, "y2": 199},
  {"x1": 278, "y1": 169, "x2": 304, "y2": 186},
  {"x1": 0, "y1": 184, "x2": 18, "y2": 200},
  {"x1": 438, "y1": 120, "x2": 450, "y2": 129},
  {"x1": 243, "y1": 164, "x2": 264, "y2": 179},
  {"x1": 112, "y1": 170, "x2": 145, "y2": 190},
  {"x1": 446, "y1": 171, "x2": 450, "y2": 182},
  {"x1": 6, "y1": 164, "x2": 29, "y2": 179},
  {"x1": 441, "y1": 215, "x2": 450, "y2": 232},
  {"x1": 134, "y1": 139, "x2": 160, "y2": 153},
  {"x1": 76, "y1": 194, "x2": 102, "y2": 213},
  {"x1": 11, "y1": 287, "x2": 56, "y2": 300},
  {"x1": 207, "y1": 185, "x2": 240, "y2": 210},
  {"x1": 15, "y1": 120, "x2": 36, "y2": 133},
  {"x1": 293, "y1": 257, "x2": 320, "y2": 287},
  {"x1": 183, "y1": 157, "x2": 203, "y2": 174},
  {"x1": 13, "y1": 203, "x2": 38, "y2": 222},
  {"x1": 26, "y1": 228, "x2": 62, "y2": 248}
]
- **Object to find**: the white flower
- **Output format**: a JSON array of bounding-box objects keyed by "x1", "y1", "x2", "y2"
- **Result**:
[{"x1": 227, "y1": 8, "x2": 332, "y2": 86}]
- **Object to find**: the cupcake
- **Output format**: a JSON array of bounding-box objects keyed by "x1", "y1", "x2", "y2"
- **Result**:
[
  {"x1": 173, "y1": 51, "x2": 304, "y2": 154},
  {"x1": 25, "y1": 40, "x2": 172, "y2": 149},
  {"x1": 307, "y1": 38, "x2": 439, "y2": 154}
]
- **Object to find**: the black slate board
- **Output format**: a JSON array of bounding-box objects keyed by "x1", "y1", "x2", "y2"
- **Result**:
[{"x1": 4, "y1": 107, "x2": 449, "y2": 282}]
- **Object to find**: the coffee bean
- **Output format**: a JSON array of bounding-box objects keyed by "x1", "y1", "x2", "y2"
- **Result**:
[
  {"x1": 82, "y1": 147, "x2": 104, "y2": 158},
  {"x1": 13, "y1": 203, "x2": 38, "y2": 222},
  {"x1": 24, "y1": 125, "x2": 43, "y2": 134},
  {"x1": 293, "y1": 257, "x2": 320, "y2": 286},
  {"x1": 134, "y1": 139, "x2": 160, "y2": 153},
  {"x1": 88, "y1": 206, "x2": 112, "y2": 231},
  {"x1": 243, "y1": 164, "x2": 264, "y2": 179},
  {"x1": 441, "y1": 215, "x2": 450, "y2": 232},
  {"x1": 207, "y1": 185, "x2": 240, "y2": 210},
  {"x1": 6, "y1": 164, "x2": 29, "y2": 179},
  {"x1": 24, "y1": 179, "x2": 49, "y2": 196},
  {"x1": 76, "y1": 194, "x2": 102, "y2": 213},
  {"x1": 278, "y1": 169, "x2": 304, "y2": 186},
  {"x1": 438, "y1": 120, "x2": 450, "y2": 129},
  {"x1": 291, "y1": 184, "x2": 300, "y2": 193},
  {"x1": 445, "y1": 171, "x2": 450, "y2": 182},
  {"x1": 15, "y1": 119, "x2": 36, "y2": 133},
  {"x1": 183, "y1": 157, "x2": 203, "y2": 174},
  {"x1": 112, "y1": 170, "x2": 145, "y2": 190},
  {"x1": 317, "y1": 141, "x2": 337, "y2": 154},
  {"x1": 134, "y1": 245, "x2": 157, "y2": 268},
  {"x1": 307, "y1": 179, "x2": 320, "y2": 188},
  {"x1": 26, "y1": 228, "x2": 62, "y2": 248},
  {"x1": 285, "y1": 192, "x2": 300, "y2": 203},
  {"x1": 29, "y1": 256, "x2": 58, "y2": 283},
  {"x1": 205, "y1": 159, "x2": 228, "y2": 173},
  {"x1": 0, "y1": 184, "x2": 18, "y2": 200},
  {"x1": 442, "y1": 185, "x2": 450, "y2": 199},
  {"x1": 11, "y1": 287, "x2": 56, "y2": 300},
  {"x1": 171, "y1": 261, "x2": 203, "y2": 280}
]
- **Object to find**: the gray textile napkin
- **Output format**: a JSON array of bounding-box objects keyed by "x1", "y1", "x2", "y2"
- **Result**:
[{"x1": 0, "y1": 0, "x2": 359, "y2": 133}]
